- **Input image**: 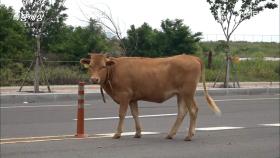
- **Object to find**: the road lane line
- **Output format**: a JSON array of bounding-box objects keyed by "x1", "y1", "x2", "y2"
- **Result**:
[
  {"x1": 1, "y1": 98, "x2": 278, "y2": 109},
  {"x1": 0, "y1": 135, "x2": 74, "y2": 141},
  {"x1": 258, "y1": 123, "x2": 280, "y2": 127},
  {"x1": 1, "y1": 136, "x2": 108, "y2": 145},
  {"x1": 2, "y1": 123, "x2": 279, "y2": 145},
  {"x1": 95, "y1": 132, "x2": 160, "y2": 137},
  {"x1": 0, "y1": 104, "x2": 91, "y2": 109},
  {"x1": 74, "y1": 97, "x2": 278, "y2": 121},
  {"x1": 0, "y1": 135, "x2": 109, "y2": 144},
  {"x1": 0, "y1": 132, "x2": 159, "y2": 145},
  {"x1": 214, "y1": 98, "x2": 279, "y2": 102},
  {"x1": 74, "y1": 113, "x2": 177, "y2": 121},
  {"x1": 196, "y1": 126, "x2": 245, "y2": 131}
]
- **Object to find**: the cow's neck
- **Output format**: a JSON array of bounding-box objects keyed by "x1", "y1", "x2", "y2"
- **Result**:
[{"x1": 101, "y1": 66, "x2": 114, "y2": 96}]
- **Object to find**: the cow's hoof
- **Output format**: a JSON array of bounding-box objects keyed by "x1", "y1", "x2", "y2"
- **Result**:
[
  {"x1": 184, "y1": 136, "x2": 192, "y2": 141},
  {"x1": 134, "y1": 133, "x2": 142, "y2": 138},
  {"x1": 112, "y1": 134, "x2": 121, "y2": 139},
  {"x1": 165, "y1": 135, "x2": 173, "y2": 139}
]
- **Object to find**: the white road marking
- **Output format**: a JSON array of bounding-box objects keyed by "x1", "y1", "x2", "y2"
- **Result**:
[
  {"x1": 258, "y1": 123, "x2": 280, "y2": 127},
  {"x1": 1, "y1": 97, "x2": 278, "y2": 109},
  {"x1": 96, "y1": 132, "x2": 160, "y2": 137},
  {"x1": 1, "y1": 123, "x2": 278, "y2": 144},
  {"x1": 196, "y1": 126, "x2": 245, "y2": 131},
  {"x1": 0, "y1": 104, "x2": 91, "y2": 109},
  {"x1": 74, "y1": 113, "x2": 177, "y2": 121},
  {"x1": 214, "y1": 98, "x2": 279, "y2": 102},
  {"x1": 0, "y1": 135, "x2": 74, "y2": 141},
  {"x1": 0, "y1": 131, "x2": 160, "y2": 144}
]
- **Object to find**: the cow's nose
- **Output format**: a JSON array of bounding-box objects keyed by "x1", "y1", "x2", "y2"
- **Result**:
[{"x1": 91, "y1": 77, "x2": 100, "y2": 84}]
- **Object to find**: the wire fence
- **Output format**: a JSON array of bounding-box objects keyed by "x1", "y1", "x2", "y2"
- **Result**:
[
  {"x1": 202, "y1": 34, "x2": 280, "y2": 43},
  {"x1": 0, "y1": 58, "x2": 80, "y2": 63},
  {"x1": 0, "y1": 34, "x2": 278, "y2": 64},
  {"x1": 0, "y1": 58, "x2": 88, "y2": 86}
]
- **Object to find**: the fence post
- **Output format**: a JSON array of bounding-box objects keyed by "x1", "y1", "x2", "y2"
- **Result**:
[{"x1": 75, "y1": 81, "x2": 87, "y2": 138}]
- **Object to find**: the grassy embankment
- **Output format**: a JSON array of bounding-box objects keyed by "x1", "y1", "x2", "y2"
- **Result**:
[{"x1": 200, "y1": 41, "x2": 279, "y2": 82}]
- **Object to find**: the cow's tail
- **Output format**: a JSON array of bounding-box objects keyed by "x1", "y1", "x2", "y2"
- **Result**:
[{"x1": 200, "y1": 59, "x2": 221, "y2": 116}]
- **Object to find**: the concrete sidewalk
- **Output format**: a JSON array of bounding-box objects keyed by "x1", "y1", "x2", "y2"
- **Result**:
[{"x1": 0, "y1": 82, "x2": 279, "y2": 104}]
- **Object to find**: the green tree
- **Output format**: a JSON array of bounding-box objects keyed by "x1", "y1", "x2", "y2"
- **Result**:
[
  {"x1": 0, "y1": 5, "x2": 33, "y2": 86},
  {"x1": 124, "y1": 19, "x2": 202, "y2": 57},
  {"x1": 47, "y1": 19, "x2": 111, "y2": 61},
  {"x1": 19, "y1": 0, "x2": 67, "y2": 92},
  {"x1": 0, "y1": 5, "x2": 32, "y2": 62},
  {"x1": 159, "y1": 19, "x2": 202, "y2": 56},
  {"x1": 206, "y1": 0, "x2": 278, "y2": 88},
  {"x1": 125, "y1": 23, "x2": 158, "y2": 57},
  {"x1": 19, "y1": 0, "x2": 68, "y2": 55},
  {"x1": 41, "y1": 0, "x2": 68, "y2": 53},
  {"x1": 20, "y1": 0, "x2": 67, "y2": 38}
]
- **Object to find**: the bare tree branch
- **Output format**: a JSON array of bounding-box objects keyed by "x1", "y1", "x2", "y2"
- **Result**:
[{"x1": 77, "y1": 2, "x2": 127, "y2": 55}]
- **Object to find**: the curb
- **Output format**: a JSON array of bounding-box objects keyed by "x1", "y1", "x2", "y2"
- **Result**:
[{"x1": 1, "y1": 87, "x2": 279, "y2": 104}]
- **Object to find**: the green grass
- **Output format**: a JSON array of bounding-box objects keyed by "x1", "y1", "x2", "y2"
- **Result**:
[
  {"x1": 236, "y1": 60, "x2": 279, "y2": 81},
  {"x1": 230, "y1": 42, "x2": 280, "y2": 57},
  {"x1": 0, "y1": 65, "x2": 90, "y2": 86},
  {"x1": 200, "y1": 41, "x2": 279, "y2": 82},
  {"x1": 203, "y1": 56, "x2": 279, "y2": 82},
  {"x1": 1, "y1": 59, "x2": 278, "y2": 86},
  {"x1": 1, "y1": 41, "x2": 279, "y2": 86},
  {"x1": 200, "y1": 41, "x2": 280, "y2": 57}
]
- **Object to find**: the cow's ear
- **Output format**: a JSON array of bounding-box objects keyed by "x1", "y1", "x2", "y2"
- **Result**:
[
  {"x1": 106, "y1": 59, "x2": 115, "y2": 66},
  {"x1": 80, "y1": 58, "x2": 90, "y2": 68}
]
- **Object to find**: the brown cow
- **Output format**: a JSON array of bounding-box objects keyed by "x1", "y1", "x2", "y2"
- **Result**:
[{"x1": 80, "y1": 53, "x2": 221, "y2": 141}]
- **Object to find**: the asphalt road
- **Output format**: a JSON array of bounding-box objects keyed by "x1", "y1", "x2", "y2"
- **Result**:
[{"x1": 1, "y1": 94, "x2": 279, "y2": 158}]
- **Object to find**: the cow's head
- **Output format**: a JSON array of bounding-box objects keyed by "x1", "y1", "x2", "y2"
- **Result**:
[{"x1": 80, "y1": 53, "x2": 115, "y2": 84}]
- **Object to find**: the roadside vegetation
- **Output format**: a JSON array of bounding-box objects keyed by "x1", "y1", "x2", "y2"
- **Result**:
[
  {"x1": 199, "y1": 41, "x2": 280, "y2": 82},
  {"x1": 0, "y1": 4, "x2": 279, "y2": 86},
  {"x1": 1, "y1": 41, "x2": 279, "y2": 86},
  {"x1": 202, "y1": 53, "x2": 279, "y2": 82},
  {"x1": 200, "y1": 41, "x2": 279, "y2": 57}
]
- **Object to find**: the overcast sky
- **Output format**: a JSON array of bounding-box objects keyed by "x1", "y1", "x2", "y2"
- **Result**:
[{"x1": 1, "y1": 0, "x2": 279, "y2": 41}]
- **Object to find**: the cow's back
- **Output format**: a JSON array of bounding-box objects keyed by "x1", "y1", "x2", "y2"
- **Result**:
[{"x1": 106, "y1": 54, "x2": 202, "y2": 103}]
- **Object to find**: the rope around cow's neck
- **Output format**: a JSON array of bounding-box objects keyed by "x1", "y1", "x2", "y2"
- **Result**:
[
  {"x1": 100, "y1": 86, "x2": 106, "y2": 103},
  {"x1": 100, "y1": 66, "x2": 113, "y2": 103}
]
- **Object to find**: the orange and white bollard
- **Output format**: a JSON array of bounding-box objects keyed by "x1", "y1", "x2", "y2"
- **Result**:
[{"x1": 75, "y1": 82, "x2": 87, "y2": 138}]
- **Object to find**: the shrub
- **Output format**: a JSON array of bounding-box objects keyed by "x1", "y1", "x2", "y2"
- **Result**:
[
  {"x1": 44, "y1": 66, "x2": 89, "y2": 85},
  {"x1": 0, "y1": 65, "x2": 90, "y2": 86}
]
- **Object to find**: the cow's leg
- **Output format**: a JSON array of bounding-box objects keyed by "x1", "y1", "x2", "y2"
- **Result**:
[
  {"x1": 184, "y1": 97, "x2": 198, "y2": 141},
  {"x1": 166, "y1": 95, "x2": 187, "y2": 139},
  {"x1": 190, "y1": 99, "x2": 198, "y2": 136},
  {"x1": 129, "y1": 101, "x2": 142, "y2": 138},
  {"x1": 113, "y1": 100, "x2": 129, "y2": 139}
]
